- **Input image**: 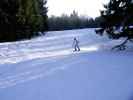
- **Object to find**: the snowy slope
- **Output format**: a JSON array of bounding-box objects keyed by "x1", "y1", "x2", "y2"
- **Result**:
[{"x1": 0, "y1": 28, "x2": 133, "y2": 100}]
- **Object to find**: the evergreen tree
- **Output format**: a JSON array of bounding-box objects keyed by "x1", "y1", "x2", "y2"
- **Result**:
[
  {"x1": 0, "y1": 0, "x2": 17, "y2": 41},
  {"x1": 16, "y1": 0, "x2": 48, "y2": 37},
  {"x1": 95, "y1": 0, "x2": 133, "y2": 50},
  {"x1": 0, "y1": 0, "x2": 48, "y2": 42},
  {"x1": 38, "y1": 0, "x2": 48, "y2": 32}
]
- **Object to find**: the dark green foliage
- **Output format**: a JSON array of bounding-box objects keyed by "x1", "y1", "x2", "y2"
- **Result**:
[
  {"x1": 94, "y1": 16, "x2": 105, "y2": 27},
  {"x1": 0, "y1": 0, "x2": 48, "y2": 42},
  {"x1": 95, "y1": 0, "x2": 133, "y2": 50},
  {"x1": 48, "y1": 11, "x2": 97, "y2": 31},
  {"x1": 0, "y1": 0, "x2": 16, "y2": 41},
  {"x1": 37, "y1": 0, "x2": 48, "y2": 32}
]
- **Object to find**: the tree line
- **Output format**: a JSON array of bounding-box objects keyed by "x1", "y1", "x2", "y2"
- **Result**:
[{"x1": 48, "y1": 11, "x2": 100, "y2": 31}]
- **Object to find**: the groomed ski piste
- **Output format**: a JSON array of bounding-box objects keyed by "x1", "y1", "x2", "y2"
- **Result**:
[{"x1": 0, "y1": 28, "x2": 133, "y2": 100}]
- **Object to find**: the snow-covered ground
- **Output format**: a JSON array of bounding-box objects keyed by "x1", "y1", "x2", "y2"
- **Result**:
[{"x1": 0, "y1": 28, "x2": 133, "y2": 100}]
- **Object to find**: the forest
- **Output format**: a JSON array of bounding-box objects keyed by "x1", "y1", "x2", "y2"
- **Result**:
[
  {"x1": 0, "y1": 0, "x2": 103, "y2": 42},
  {"x1": 0, "y1": 0, "x2": 133, "y2": 44}
]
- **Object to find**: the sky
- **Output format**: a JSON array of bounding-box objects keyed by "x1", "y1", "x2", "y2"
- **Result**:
[{"x1": 47, "y1": 0, "x2": 109, "y2": 18}]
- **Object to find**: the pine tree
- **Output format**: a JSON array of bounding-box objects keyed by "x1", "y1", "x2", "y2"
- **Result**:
[
  {"x1": 95, "y1": 0, "x2": 133, "y2": 50},
  {"x1": 0, "y1": 0, "x2": 17, "y2": 41},
  {"x1": 38, "y1": 0, "x2": 48, "y2": 32},
  {"x1": 0, "y1": 0, "x2": 48, "y2": 42},
  {"x1": 16, "y1": 0, "x2": 48, "y2": 37}
]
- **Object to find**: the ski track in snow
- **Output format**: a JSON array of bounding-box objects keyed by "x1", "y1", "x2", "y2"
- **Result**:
[{"x1": 0, "y1": 54, "x2": 83, "y2": 89}]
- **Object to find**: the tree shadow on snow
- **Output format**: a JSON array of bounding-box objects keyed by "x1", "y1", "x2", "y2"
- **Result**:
[{"x1": 128, "y1": 94, "x2": 133, "y2": 100}]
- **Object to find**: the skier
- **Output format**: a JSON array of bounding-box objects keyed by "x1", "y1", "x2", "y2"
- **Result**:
[{"x1": 72, "y1": 37, "x2": 80, "y2": 51}]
